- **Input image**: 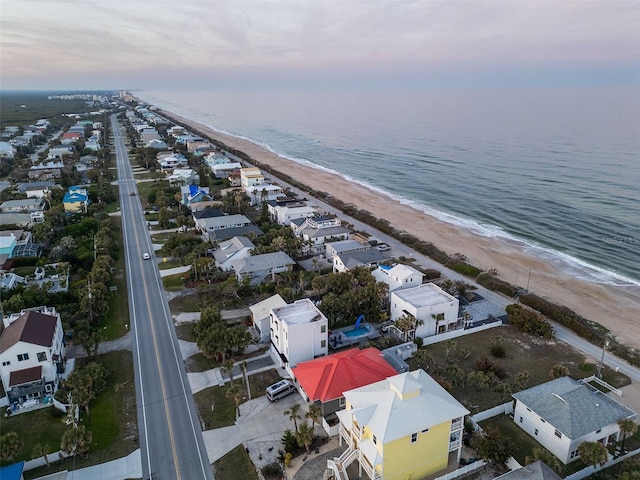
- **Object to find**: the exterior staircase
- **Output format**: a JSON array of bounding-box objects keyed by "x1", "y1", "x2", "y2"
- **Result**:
[{"x1": 327, "y1": 446, "x2": 358, "y2": 480}]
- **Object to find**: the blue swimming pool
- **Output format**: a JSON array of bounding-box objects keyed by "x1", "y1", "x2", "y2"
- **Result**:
[{"x1": 342, "y1": 326, "x2": 370, "y2": 338}]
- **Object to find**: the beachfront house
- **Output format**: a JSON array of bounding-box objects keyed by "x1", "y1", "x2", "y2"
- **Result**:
[
  {"x1": 213, "y1": 236, "x2": 255, "y2": 272},
  {"x1": 249, "y1": 294, "x2": 288, "y2": 342},
  {"x1": 0, "y1": 306, "x2": 66, "y2": 405},
  {"x1": 512, "y1": 376, "x2": 637, "y2": 464},
  {"x1": 270, "y1": 298, "x2": 328, "y2": 373},
  {"x1": 268, "y1": 199, "x2": 317, "y2": 226},
  {"x1": 291, "y1": 215, "x2": 350, "y2": 254},
  {"x1": 333, "y1": 249, "x2": 391, "y2": 274},
  {"x1": 291, "y1": 347, "x2": 398, "y2": 434},
  {"x1": 389, "y1": 283, "x2": 460, "y2": 340},
  {"x1": 211, "y1": 162, "x2": 242, "y2": 178},
  {"x1": 372, "y1": 263, "x2": 424, "y2": 294},
  {"x1": 331, "y1": 369, "x2": 469, "y2": 480},
  {"x1": 240, "y1": 167, "x2": 265, "y2": 189},
  {"x1": 230, "y1": 251, "x2": 295, "y2": 285},
  {"x1": 325, "y1": 239, "x2": 370, "y2": 261},
  {"x1": 244, "y1": 184, "x2": 285, "y2": 206},
  {"x1": 62, "y1": 186, "x2": 89, "y2": 213}
]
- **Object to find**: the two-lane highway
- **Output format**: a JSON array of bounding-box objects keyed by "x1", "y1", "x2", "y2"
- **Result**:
[{"x1": 111, "y1": 114, "x2": 214, "y2": 480}]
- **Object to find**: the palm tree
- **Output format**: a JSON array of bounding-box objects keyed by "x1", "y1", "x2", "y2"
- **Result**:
[
  {"x1": 618, "y1": 418, "x2": 638, "y2": 453},
  {"x1": 306, "y1": 403, "x2": 322, "y2": 430},
  {"x1": 284, "y1": 402, "x2": 302, "y2": 433},
  {"x1": 226, "y1": 383, "x2": 242, "y2": 419},
  {"x1": 444, "y1": 339, "x2": 457, "y2": 361},
  {"x1": 578, "y1": 441, "x2": 608, "y2": 469},
  {"x1": 32, "y1": 443, "x2": 52, "y2": 467},
  {"x1": 0, "y1": 432, "x2": 23, "y2": 462},
  {"x1": 549, "y1": 364, "x2": 569, "y2": 379},
  {"x1": 221, "y1": 358, "x2": 235, "y2": 383},
  {"x1": 296, "y1": 422, "x2": 315, "y2": 453},
  {"x1": 60, "y1": 425, "x2": 92, "y2": 458}
]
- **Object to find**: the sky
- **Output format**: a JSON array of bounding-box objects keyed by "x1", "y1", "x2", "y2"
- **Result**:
[{"x1": 1, "y1": 0, "x2": 639, "y2": 91}]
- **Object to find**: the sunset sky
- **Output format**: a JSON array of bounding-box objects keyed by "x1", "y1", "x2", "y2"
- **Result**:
[{"x1": 1, "y1": 0, "x2": 639, "y2": 90}]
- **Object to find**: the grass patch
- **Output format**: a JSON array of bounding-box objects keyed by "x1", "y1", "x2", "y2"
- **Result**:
[
  {"x1": 213, "y1": 444, "x2": 259, "y2": 480},
  {"x1": 194, "y1": 369, "x2": 282, "y2": 430},
  {"x1": 409, "y1": 325, "x2": 630, "y2": 412},
  {"x1": 175, "y1": 323, "x2": 197, "y2": 342},
  {"x1": 162, "y1": 273, "x2": 185, "y2": 291},
  {"x1": 149, "y1": 233, "x2": 172, "y2": 243},
  {"x1": 0, "y1": 407, "x2": 67, "y2": 467},
  {"x1": 12, "y1": 266, "x2": 36, "y2": 277},
  {"x1": 20, "y1": 351, "x2": 137, "y2": 478},
  {"x1": 158, "y1": 259, "x2": 184, "y2": 270},
  {"x1": 478, "y1": 415, "x2": 586, "y2": 477},
  {"x1": 100, "y1": 234, "x2": 130, "y2": 340},
  {"x1": 186, "y1": 353, "x2": 221, "y2": 373},
  {"x1": 103, "y1": 198, "x2": 121, "y2": 214},
  {"x1": 170, "y1": 292, "x2": 205, "y2": 313}
]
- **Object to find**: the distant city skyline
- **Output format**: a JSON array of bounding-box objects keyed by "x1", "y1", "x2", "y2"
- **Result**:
[{"x1": 1, "y1": 0, "x2": 639, "y2": 90}]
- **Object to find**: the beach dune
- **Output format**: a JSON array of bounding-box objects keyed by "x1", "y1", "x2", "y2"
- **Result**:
[{"x1": 159, "y1": 108, "x2": 640, "y2": 350}]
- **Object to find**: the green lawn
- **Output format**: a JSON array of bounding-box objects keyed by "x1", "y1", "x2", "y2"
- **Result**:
[
  {"x1": 175, "y1": 323, "x2": 197, "y2": 342},
  {"x1": 170, "y1": 292, "x2": 205, "y2": 313},
  {"x1": 12, "y1": 266, "x2": 36, "y2": 277},
  {"x1": 408, "y1": 325, "x2": 630, "y2": 412},
  {"x1": 158, "y1": 259, "x2": 184, "y2": 270},
  {"x1": 162, "y1": 273, "x2": 185, "y2": 291},
  {"x1": 213, "y1": 444, "x2": 258, "y2": 480},
  {"x1": 194, "y1": 369, "x2": 282, "y2": 430},
  {"x1": 12, "y1": 351, "x2": 137, "y2": 478},
  {"x1": 100, "y1": 241, "x2": 130, "y2": 340},
  {"x1": 186, "y1": 353, "x2": 221, "y2": 373}
]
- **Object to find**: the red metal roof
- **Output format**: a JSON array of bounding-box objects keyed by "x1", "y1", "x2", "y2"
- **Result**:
[
  {"x1": 292, "y1": 347, "x2": 397, "y2": 403},
  {"x1": 0, "y1": 311, "x2": 58, "y2": 353},
  {"x1": 9, "y1": 365, "x2": 42, "y2": 386}
]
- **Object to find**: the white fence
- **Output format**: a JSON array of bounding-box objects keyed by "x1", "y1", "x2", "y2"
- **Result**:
[
  {"x1": 471, "y1": 401, "x2": 514, "y2": 424},
  {"x1": 433, "y1": 460, "x2": 486, "y2": 480},
  {"x1": 421, "y1": 320, "x2": 503, "y2": 346},
  {"x1": 579, "y1": 375, "x2": 623, "y2": 396},
  {"x1": 564, "y1": 447, "x2": 640, "y2": 480}
]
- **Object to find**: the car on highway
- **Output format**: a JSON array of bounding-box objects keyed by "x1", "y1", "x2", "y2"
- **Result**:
[
  {"x1": 130, "y1": 191, "x2": 136, "y2": 196},
  {"x1": 375, "y1": 243, "x2": 391, "y2": 252},
  {"x1": 143, "y1": 252, "x2": 150, "y2": 260}
]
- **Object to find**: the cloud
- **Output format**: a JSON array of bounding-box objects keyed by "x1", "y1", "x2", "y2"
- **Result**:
[{"x1": 1, "y1": 0, "x2": 639, "y2": 89}]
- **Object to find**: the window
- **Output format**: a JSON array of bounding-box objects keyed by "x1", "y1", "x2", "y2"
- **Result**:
[
  {"x1": 321, "y1": 340, "x2": 326, "y2": 348},
  {"x1": 554, "y1": 429, "x2": 562, "y2": 439},
  {"x1": 37, "y1": 352, "x2": 47, "y2": 362},
  {"x1": 422, "y1": 428, "x2": 429, "y2": 433},
  {"x1": 570, "y1": 450, "x2": 577, "y2": 459},
  {"x1": 540, "y1": 418, "x2": 546, "y2": 423},
  {"x1": 373, "y1": 435, "x2": 377, "y2": 445},
  {"x1": 17, "y1": 353, "x2": 29, "y2": 361},
  {"x1": 2, "y1": 361, "x2": 9, "y2": 366},
  {"x1": 534, "y1": 429, "x2": 538, "y2": 436},
  {"x1": 410, "y1": 433, "x2": 417, "y2": 443},
  {"x1": 526, "y1": 407, "x2": 531, "y2": 412},
  {"x1": 596, "y1": 429, "x2": 602, "y2": 434},
  {"x1": 339, "y1": 397, "x2": 346, "y2": 407},
  {"x1": 519, "y1": 416, "x2": 523, "y2": 424},
  {"x1": 321, "y1": 325, "x2": 326, "y2": 333}
]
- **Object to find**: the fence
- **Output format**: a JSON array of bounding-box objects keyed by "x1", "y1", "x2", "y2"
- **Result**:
[
  {"x1": 564, "y1": 447, "x2": 640, "y2": 480},
  {"x1": 433, "y1": 460, "x2": 486, "y2": 480},
  {"x1": 421, "y1": 320, "x2": 503, "y2": 346},
  {"x1": 579, "y1": 375, "x2": 623, "y2": 396},
  {"x1": 471, "y1": 401, "x2": 514, "y2": 424}
]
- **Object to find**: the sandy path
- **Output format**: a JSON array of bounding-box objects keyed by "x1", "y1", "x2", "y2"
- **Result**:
[{"x1": 157, "y1": 108, "x2": 640, "y2": 350}]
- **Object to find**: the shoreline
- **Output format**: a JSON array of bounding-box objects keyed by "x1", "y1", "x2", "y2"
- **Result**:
[{"x1": 153, "y1": 107, "x2": 640, "y2": 350}]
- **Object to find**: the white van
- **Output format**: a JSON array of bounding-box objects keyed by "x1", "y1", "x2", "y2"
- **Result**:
[{"x1": 266, "y1": 379, "x2": 296, "y2": 402}]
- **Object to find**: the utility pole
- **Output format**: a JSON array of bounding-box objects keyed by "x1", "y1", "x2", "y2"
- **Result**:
[{"x1": 597, "y1": 334, "x2": 610, "y2": 379}]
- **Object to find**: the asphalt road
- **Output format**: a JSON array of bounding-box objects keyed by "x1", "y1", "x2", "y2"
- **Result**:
[{"x1": 111, "y1": 114, "x2": 214, "y2": 480}]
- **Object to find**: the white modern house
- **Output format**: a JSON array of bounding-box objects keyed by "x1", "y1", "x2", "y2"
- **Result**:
[
  {"x1": 372, "y1": 263, "x2": 424, "y2": 294},
  {"x1": 211, "y1": 162, "x2": 242, "y2": 178},
  {"x1": 390, "y1": 283, "x2": 460, "y2": 339},
  {"x1": 244, "y1": 184, "x2": 285, "y2": 205},
  {"x1": 268, "y1": 201, "x2": 317, "y2": 226},
  {"x1": 512, "y1": 376, "x2": 637, "y2": 464},
  {"x1": 249, "y1": 294, "x2": 287, "y2": 342},
  {"x1": 213, "y1": 236, "x2": 255, "y2": 271},
  {"x1": 240, "y1": 167, "x2": 265, "y2": 189},
  {"x1": 0, "y1": 307, "x2": 65, "y2": 404},
  {"x1": 292, "y1": 215, "x2": 350, "y2": 254},
  {"x1": 270, "y1": 298, "x2": 328, "y2": 373}
]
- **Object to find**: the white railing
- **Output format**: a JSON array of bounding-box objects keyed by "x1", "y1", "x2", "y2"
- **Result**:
[
  {"x1": 340, "y1": 425, "x2": 354, "y2": 447},
  {"x1": 451, "y1": 420, "x2": 463, "y2": 431},
  {"x1": 564, "y1": 448, "x2": 640, "y2": 480},
  {"x1": 449, "y1": 440, "x2": 461, "y2": 451},
  {"x1": 433, "y1": 460, "x2": 486, "y2": 480},
  {"x1": 579, "y1": 375, "x2": 623, "y2": 396},
  {"x1": 340, "y1": 447, "x2": 358, "y2": 468},
  {"x1": 327, "y1": 458, "x2": 349, "y2": 480},
  {"x1": 421, "y1": 320, "x2": 502, "y2": 346}
]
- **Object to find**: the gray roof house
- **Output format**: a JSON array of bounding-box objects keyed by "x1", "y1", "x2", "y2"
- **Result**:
[
  {"x1": 333, "y1": 249, "x2": 390, "y2": 273},
  {"x1": 494, "y1": 461, "x2": 562, "y2": 480},
  {"x1": 0, "y1": 198, "x2": 45, "y2": 214},
  {"x1": 512, "y1": 376, "x2": 637, "y2": 464},
  {"x1": 230, "y1": 252, "x2": 295, "y2": 285},
  {"x1": 213, "y1": 236, "x2": 255, "y2": 271}
]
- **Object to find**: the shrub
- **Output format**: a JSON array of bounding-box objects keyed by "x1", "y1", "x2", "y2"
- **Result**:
[
  {"x1": 261, "y1": 463, "x2": 283, "y2": 479},
  {"x1": 505, "y1": 304, "x2": 553, "y2": 338},
  {"x1": 490, "y1": 345, "x2": 506, "y2": 358},
  {"x1": 476, "y1": 356, "x2": 506, "y2": 379},
  {"x1": 414, "y1": 337, "x2": 423, "y2": 348},
  {"x1": 476, "y1": 273, "x2": 519, "y2": 297},
  {"x1": 449, "y1": 261, "x2": 481, "y2": 278}
]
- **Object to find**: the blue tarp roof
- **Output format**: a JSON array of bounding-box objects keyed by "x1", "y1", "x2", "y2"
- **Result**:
[{"x1": 0, "y1": 461, "x2": 25, "y2": 480}]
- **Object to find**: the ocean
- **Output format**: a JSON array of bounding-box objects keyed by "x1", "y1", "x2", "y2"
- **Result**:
[{"x1": 139, "y1": 86, "x2": 640, "y2": 287}]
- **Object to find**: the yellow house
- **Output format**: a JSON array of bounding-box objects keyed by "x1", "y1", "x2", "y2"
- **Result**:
[
  {"x1": 240, "y1": 167, "x2": 264, "y2": 189},
  {"x1": 62, "y1": 186, "x2": 89, "y2": 213},
  {"x1": 331, "y1": 369, "x2": 469, "y2": 480}
]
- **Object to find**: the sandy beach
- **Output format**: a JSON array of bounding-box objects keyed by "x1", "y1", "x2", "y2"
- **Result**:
[{"x1": 158, "y1": 108, "x2": 640, "y2": 350}]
